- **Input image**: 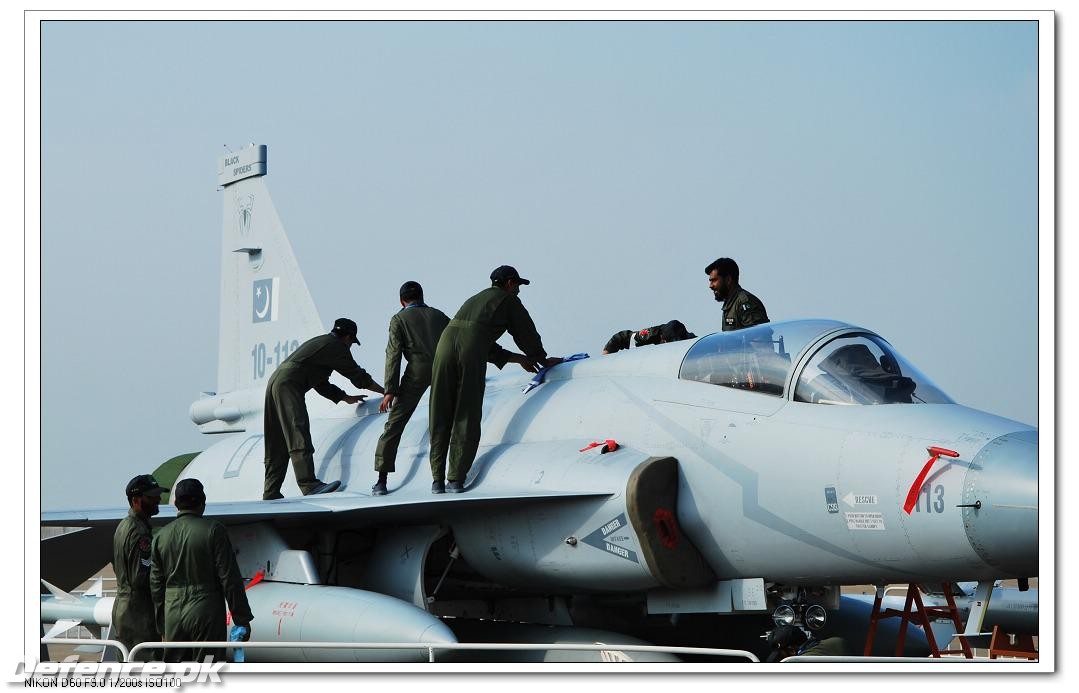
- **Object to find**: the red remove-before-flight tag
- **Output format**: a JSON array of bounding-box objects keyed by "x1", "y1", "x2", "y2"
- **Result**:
[
  {"x1": 903, "y1": 447, "x2": 959, "y2": 514},
  {"x1": 579, "y1": 439, "x2": 620, "y2": 453},
  {"x1": 227, "y1": 570, "x2": 266, "y2": 626}
]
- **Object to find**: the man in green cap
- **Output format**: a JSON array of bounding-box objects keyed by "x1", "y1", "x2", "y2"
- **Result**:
[
  {"x1": 372, "y1": 281, "x2": 450, "y2": 496},
  {"x1": 150, "y1": 478, "x2": 252, "y2": 663},
  {"x1": 428, "y1": 265, "x2": 562, "y2": 494},
  {"x1": 111, "y1": 474, "x2": 168, "y2": 661},
  {"x1": 263, "y1": 317, "x2": 385, "y2": 500},
  {"x1": 705, "y1": 257, "x2": 770, "y2": 331}
]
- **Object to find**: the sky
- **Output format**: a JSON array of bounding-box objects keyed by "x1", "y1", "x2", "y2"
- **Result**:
[{"x1": 35, "y1": 19, "x2": 1041, "y2": 512}]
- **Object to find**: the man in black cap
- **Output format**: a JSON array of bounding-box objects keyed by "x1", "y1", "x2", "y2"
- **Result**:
[
  {"x1": 150, "y1": 479, "x2": 253, "y2": 663},
  {"x1": 262, "y1": 318, "x2": 385, "y2": 500},
  {"x1": 371, "y1": 281, "x2": 451, "y2": 496},
  {"x1": 705, "y1": 257, "x2": 769, "y2": 332},
  {"x1": 428, "y1": 266, "x2": 562, "y2": 493},
  {"x1": 111, "y1": 474, "x2": 168, "y2": 661},
  {"x1": 601, "y1": 320, "x2": 697, "y2": 354}
]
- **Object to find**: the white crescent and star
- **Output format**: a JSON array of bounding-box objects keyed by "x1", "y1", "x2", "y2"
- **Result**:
[{"x1": 254, "y1": 284, "x2": 271, "y2": 319}]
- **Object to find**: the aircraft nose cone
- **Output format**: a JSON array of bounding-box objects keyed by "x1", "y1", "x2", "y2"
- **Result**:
[{"x1": 962, "y1": 430, "x2": 1038, "y2": 577}]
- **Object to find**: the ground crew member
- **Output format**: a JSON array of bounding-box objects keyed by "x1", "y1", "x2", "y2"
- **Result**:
[
  {"x1": 705, "y1": 257, "x2": 769, "y2": 331},
  {"x1": 601, "y1": 319, "x2": 696, "y2": 354},
  {"x1": 263, "y1": 318, "x2": 385, "y2": 500},
  {"x1": 149, "y1": 478, "x2": 253, "y2": 663},
  {"x1": 111, "y1": 474, "x2": 168, "y2": 661},
  {"x1": 372, "y1": 281, "x2": 451, "y2": 496},
  {"x1": 428, "y1": 265, "x2": 562, "y2": 494},
  {"x1": 765, "y1": 625, "x2": 848, "y2": 662}
]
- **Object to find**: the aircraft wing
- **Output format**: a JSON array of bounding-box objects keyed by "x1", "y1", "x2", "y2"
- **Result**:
[
  {"x1": 42, "y1": 488, "x2": 613, "y2": 528},
  {"x1": 40, "y1": 527, "x2": 114, "y2": 591}
]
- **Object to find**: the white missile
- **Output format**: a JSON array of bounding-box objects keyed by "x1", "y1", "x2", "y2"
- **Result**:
[
  {"x1": 40, "y1": 579, "x2": 114, "y2": 638},
  {"x1": 240, "y1": 581, "x2": 457, "y2": 662},
  {"x1": 41, "y1": 578, "x2": 457, "y2": 663}
]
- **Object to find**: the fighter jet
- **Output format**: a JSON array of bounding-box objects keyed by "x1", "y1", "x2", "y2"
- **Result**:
[{"x1": 41, "y1": 144, "x2": 1038, "y2": 662}]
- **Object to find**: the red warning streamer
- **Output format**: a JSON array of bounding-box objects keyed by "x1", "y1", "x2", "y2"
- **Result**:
[
  {"x1": 227, "y1": 570, "x2": 266, "y2": 626},
  {"x1": 579, "y1": 439, "x2": 619, "y2": 453},
  {"x1": 903, "y1": 446, "x2": 959, "y2": 514},
  {"x1": 246, "y1": 570, "x2": 266, "y2": 590}
]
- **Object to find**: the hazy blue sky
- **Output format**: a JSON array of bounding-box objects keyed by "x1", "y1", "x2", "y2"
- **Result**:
[{"x1": 38, "y1": 20, "x2": 1039, "y2": 510}]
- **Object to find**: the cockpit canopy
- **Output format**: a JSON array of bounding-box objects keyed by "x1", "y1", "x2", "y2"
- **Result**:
[
  {"x1": 793, "y1": 333, "x2": 952, "y2": 405},
  {"x1": 678, "y1": 320, "x2": 953, "y2": 405}
]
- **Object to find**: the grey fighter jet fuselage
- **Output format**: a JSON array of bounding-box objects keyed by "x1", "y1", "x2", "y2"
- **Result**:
[{"x1": 182, "y1": 324, "x2": 1036, "y2": 589}]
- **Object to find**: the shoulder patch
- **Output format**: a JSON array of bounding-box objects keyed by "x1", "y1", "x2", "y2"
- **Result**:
[{"x1": 725, "y1": 317, "x2": 735, "y2": 326}]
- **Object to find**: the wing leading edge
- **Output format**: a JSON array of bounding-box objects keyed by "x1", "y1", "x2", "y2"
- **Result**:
[{"x1": 41, "y1": 488, "x2": 613, "y2": 528}]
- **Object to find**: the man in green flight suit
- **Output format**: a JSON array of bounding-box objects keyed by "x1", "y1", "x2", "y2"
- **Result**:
[
  {"x1": 149, "y1": 478, "x2": 253, "y2": 663},
  {"x1": 111, "y1": 474, "x2": 168, "y2": 661},
  {"x1": 372, "y1": 281, "x2": 451, "y2": 496},
  {"x1": 428, "y1": 266, "x2": 562, "y2": 494},
  {"x1": 263, "y1": 318, "x2": 385, "y2": 500},
  {"x1": 705, "y1": 257, "x2": 770, "y2": 331},
  {"x1": 765, "y1": 625, "x2": 848, "y2": 662},
  {"x1": 601, "y1": 320, "x2": 696, "y2": 354}
]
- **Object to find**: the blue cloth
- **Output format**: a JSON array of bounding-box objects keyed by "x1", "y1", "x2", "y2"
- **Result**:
[
  {"x1": 522, "y1": 353, "x2": 590, "y2": 393},
  {"x1": 403, "y1": 302, "x2": 427, "y2": 310}
]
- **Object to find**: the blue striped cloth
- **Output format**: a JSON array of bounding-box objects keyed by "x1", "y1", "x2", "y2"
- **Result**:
[{"x1": 522, "y1": 353, "x2": 590, "y2": 393}]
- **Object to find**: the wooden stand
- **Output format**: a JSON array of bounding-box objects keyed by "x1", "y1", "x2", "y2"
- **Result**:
[
  {"x1": 863, "y1": 583, "x2": 973, "y2": 658},
  {"x1": 988, "y1": 625, "x2": 1038, "y2": 660}
]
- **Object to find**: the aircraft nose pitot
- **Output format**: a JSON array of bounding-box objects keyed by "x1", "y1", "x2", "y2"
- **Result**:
[{"x1": 961, "y1": 430, "x2": 1038, "y2": 577}]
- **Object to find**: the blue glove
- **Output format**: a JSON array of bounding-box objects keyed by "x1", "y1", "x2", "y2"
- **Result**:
[{"x1": 229, "y1": 624, "x2": 249, "y2": 663}]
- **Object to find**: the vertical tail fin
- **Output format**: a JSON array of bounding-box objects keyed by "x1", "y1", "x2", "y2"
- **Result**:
[{"x1": 216, "y1": 145, "x2": 324, "y2": 395}]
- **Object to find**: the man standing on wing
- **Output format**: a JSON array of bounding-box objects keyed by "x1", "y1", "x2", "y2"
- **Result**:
[
  {"x1": 263, "y1": 318, "x2": 384, "y2": 499},
  {"x1": 428, "y1": 266, "x2": 561, "y2": 494},
  {"x1": 372, "y1": 281, "x2": 450, "y2": 496}
]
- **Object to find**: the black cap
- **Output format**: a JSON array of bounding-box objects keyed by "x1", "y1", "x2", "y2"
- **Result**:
[
  {"x1": 399, "y1": 281, "x2": 423, "y2": 300},
  {"x1": 331, "y1": 317, "x2": 360, "y2": 344},
  {"x1": 490, "y1": 265, "x2": 530, "y2": 286},
  {"x1": 660, "y1": 320, "x2": 691, "y2": 343},
  {"x1": 173, "y1": 478, "x2": 206, "y2": 502},
  {"x1": 126, "y1": 474, "x2": 168, "y2": 498}
]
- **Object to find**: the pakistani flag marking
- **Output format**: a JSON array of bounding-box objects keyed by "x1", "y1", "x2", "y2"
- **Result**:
[{"x1": 253, "y1": 277, "x2": 280, "y2": 323}]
